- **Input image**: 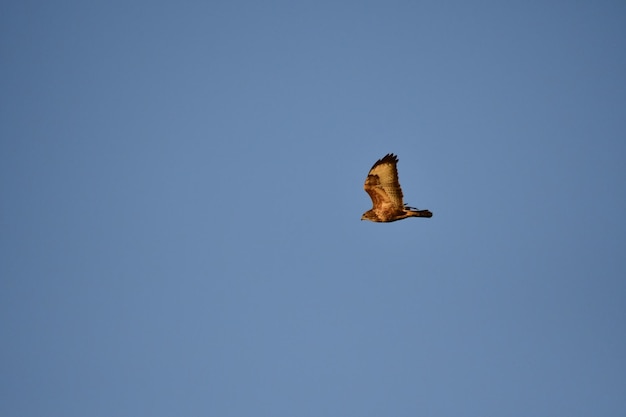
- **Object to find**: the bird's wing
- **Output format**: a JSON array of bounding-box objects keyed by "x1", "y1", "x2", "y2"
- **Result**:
[{"x1": 365, "y1": 153, "x2": 404, "y2": 209}]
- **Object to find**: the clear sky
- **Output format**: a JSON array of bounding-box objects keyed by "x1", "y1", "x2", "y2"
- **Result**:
[{"x1": 1, "y1": 1, "x2": 625, "y2": 416}]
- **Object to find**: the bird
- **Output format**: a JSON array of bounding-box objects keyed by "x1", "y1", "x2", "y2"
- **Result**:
[{"x1": 361, "y1": 153, "x2": 432, "y2": 222}]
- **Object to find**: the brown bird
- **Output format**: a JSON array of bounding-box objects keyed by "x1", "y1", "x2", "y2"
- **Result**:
[{"x1": 361, "y1": 153, "x2": 433, "y2": 222}]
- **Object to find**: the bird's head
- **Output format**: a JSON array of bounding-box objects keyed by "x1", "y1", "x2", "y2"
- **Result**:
[{"x1": 361, "y1": 210, "x2": 377, "y2": 222}]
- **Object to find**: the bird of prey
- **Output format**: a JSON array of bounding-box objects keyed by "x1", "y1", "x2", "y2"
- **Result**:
[{"x1": 361, "y1": 153, "x2": 433, "y2": 222}]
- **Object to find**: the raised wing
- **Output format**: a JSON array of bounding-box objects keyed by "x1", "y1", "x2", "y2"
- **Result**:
[{"x1": 364, "y1": 153, "x2": 404, "y2": 209}]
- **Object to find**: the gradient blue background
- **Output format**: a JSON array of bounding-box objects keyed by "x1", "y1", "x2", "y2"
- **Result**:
[{"x1": 2, "y1": 1, "x2": 625, "y2": 416}]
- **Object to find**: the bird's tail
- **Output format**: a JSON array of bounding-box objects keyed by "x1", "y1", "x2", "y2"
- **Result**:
[{"x1": 406, "y1": 208, "x2": 433, "y2": 218}]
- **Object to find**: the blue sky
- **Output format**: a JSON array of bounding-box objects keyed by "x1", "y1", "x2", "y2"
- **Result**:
[{"x1": 1, "y1": 1, "x2": 625, "y2": 416}]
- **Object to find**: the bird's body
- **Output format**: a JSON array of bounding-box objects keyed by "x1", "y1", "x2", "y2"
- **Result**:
[{"x1": 361, "y1": 153, "x2": 432, "y2": 222}]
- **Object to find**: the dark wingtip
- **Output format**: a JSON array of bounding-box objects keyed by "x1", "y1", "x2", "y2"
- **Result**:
[
  {"x1": 382, "y1": 153, "x2": 398, "y2": 162},
  {"x1": 371, "y1": 153, "x2": 398, "y2": 168}
]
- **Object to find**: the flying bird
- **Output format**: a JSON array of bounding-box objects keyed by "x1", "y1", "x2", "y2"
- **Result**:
[{"x1": 361, "y1": 153, "x2": 433, "y2": 222}]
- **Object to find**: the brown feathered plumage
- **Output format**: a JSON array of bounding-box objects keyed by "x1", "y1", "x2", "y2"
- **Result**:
[{"x1": 361, "y1": 153, "x2": 432, "y2": 222}]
